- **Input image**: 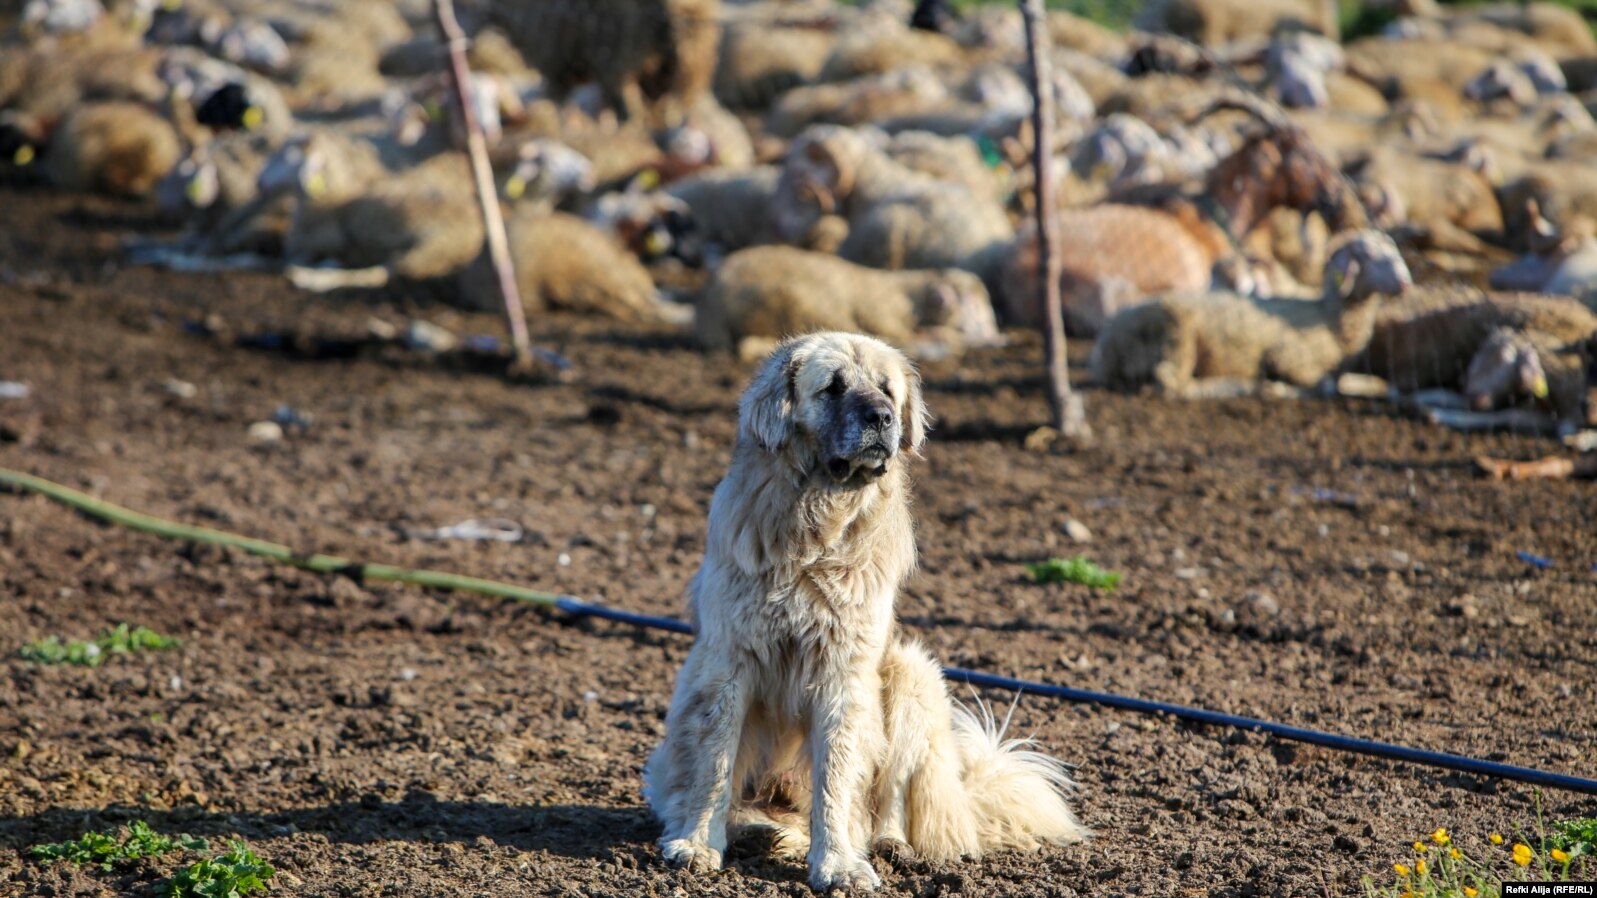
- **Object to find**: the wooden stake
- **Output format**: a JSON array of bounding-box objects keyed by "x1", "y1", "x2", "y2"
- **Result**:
[
  {"x1": 1019, "y1": 0, "x2": 1091, "y2": 445},
  {"x1": 434, "y1": 0, "x2": 534, "y2": 370}
]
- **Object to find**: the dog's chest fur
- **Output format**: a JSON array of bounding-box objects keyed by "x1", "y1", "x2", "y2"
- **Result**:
[{"x1": 692, "y1": 443, "x2": 917, "y2": 692}]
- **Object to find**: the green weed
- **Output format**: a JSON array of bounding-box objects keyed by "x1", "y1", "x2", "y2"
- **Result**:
[
  {"x1": 29, "y1": 821, "x2": 208, "y2": 871},
  {"x1": 18, "y1": 623, "x2": 180, "y2": 666},
  {"x1": 1026, "y1": 556, "x2": 1123, "y2": 589},
  {"x1": 166, "y1": 840, "x2": 275, "y2": 898}
]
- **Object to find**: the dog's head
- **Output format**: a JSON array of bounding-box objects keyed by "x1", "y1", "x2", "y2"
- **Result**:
[{"x1": 739, "y1": 332, "x2": 929, "y2": 487}]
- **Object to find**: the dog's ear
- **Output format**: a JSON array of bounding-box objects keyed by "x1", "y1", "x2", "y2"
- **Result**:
[
  {"x1": 901, "y1": 366, "x2": 930, "y2": 454},
  {"x1": 739, "y1": 341, "x2": 801, "y2": 451}
]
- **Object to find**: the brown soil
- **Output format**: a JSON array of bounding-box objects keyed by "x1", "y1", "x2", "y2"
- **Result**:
[{"x1": 1, "y1": 185, "x2": 1594, "y2": 898}]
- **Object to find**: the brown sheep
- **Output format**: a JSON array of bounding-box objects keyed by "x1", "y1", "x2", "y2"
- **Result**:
[
  {"x1": 695, "y1": 245, "x2": 1000, "y2": 355},
  {"x1": 44, "y1": 100, "x2": 181, "y2": 196},
  {"x1": 489, "y1": 0, "x2": 721, "y2": 125},
  {"x1": 459, "y1": 210, "x2": 689, "y2": 323},
  {"x1": 1090, "y1": 230, "x2": 1412, "y2": 396},
  {"x1": 714, "y1": 20, "x2": 834, "y2": 110}
]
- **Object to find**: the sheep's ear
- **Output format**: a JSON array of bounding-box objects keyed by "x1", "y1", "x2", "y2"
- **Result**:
[
  {"x1": 804, "y1": 136, "x2": 853, "y2": 198},
  {"x1": 1331, "y1": 250, "x2": 1360, "y2": 301},
  {"x1": 739, "y1": 341, "x2": 801, "y2": 452},
  {"x1": 900, "y1": 367, "x2": 931, "y2": 454}
]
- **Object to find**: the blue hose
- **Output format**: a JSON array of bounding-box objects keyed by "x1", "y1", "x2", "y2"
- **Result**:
[{"x1": 554, "y1": 597, "x2": 1597, "y2": 796}]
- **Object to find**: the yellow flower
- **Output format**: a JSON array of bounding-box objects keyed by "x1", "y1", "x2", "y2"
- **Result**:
[
  {"x1": 1394, "y1": 863, "x2": 1412, "y2": 876},
  {"x1": 1416, "y1": 859, "x2": 1428, "y2": 875},
  {"x1": 1490, "y1": 834, "x2": 1505, "y2": 845},
  {"x1": 1431, "y1": 827, "x2": 1450, "y2": 845},
  {"x1": 1451, "y1": 848, "x2": 1463, "y2": 860},
  {"x1": 1415, "y1": 841, "x2": 1428, "y2": 853},
  {"x1": 1465, "y1": 888, "x2": 1478, "y2": 897},
  {"x1": 1552, "y1": 848, "x2": 1570, "y2": 863},
  {"x1": 1513, "y1": 843, "x2": 1533, "y2": 866}
]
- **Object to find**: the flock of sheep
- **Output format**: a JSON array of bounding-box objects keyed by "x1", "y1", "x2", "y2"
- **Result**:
[{"x1": 4, "y1": 0, "x2": 1597, "y2": 441}]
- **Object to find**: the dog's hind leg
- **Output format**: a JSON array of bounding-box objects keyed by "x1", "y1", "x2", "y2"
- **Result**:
[
  {"x1": 648, "y1": 648, "x2": 753, "y2": 873},
  {"x1": 879, "y1": 639, "x2": 981, "y2": 861}
]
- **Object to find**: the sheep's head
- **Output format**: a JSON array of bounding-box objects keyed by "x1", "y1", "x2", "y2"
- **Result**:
[
  {"x1": 1463, "y1": 61, "x2": 1537, "y2": 106},
  {"x1": 913, "y1": 270, "x2": 1001, "y2": 346},
  {"x1": 772, "y1": 127, "x2": 867, "y2": 243},
  {"x1": 504, "y1": 138, "x2": 595, "y2": 203},
  {"x1": 1465, "y1": 330, "x2": 1549, "y2": 411},
  {"x1": 1325, "y1": 230, "x2": 1411, "y2": 304}
]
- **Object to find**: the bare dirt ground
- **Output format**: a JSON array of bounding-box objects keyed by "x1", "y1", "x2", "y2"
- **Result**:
[{"x1": 1, "y1": 185, "x2": 1594, "y2": 897}]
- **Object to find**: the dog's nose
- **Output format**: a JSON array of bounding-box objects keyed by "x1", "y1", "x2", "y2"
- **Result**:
[{"x1": 862, "y1": 400, "x2": 894, "y2": 428}]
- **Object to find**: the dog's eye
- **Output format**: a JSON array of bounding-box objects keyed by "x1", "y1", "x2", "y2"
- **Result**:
[
  {"x1": 822, "y1": 372, "x2": 846, "y2": 397},
  {"x1": 879, "y1": 379, "x2": 892, "y2": 399}
]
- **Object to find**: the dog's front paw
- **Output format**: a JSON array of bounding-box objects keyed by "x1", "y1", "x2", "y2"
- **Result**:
[
  {"x1": 661, "y1": 839, "x2": 723, "y2": 874},
  {"x1": 810, "y1": 855, "x2": 881, "y2": 892}
]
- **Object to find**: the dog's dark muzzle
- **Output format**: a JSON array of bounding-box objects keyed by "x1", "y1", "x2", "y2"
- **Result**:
[{"x1": 823, "y1": 394, "x2": 898, "y2": 485}]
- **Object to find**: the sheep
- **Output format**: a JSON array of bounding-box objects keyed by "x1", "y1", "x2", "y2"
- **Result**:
[
  {"x1": 713, "y1": 20, "x2": 835, "y2": 110},
  {"x1": 285, "y1": 151, "x2": 484, "y2": 283},
  {"x1": 766, "y1": 66, "x2": 951, "y2": 139},
  {"x1": 1344, "y1": 146, "x2": 1504, "y2": 253},
  {"x1": 1421, "y1": 328, "x2": 1592, "y2": 434},
  {"x1": 1135, "y1": 0, "x2": 1339, "y2": 47},
  {"x1": 488, "y1": 0, "x2": 721, "y2": 126},
  {"x1": 1090, "y1": 230, "x2": 1413, "y2": 397},
  {"x1": 458, "y1": 210, "x2": 690, "y2": 324},
  {"x1": 1497, "y1": 164, "x2": 1597, "y2": 252},
  {"x1": 44, "y1": 100, "x2": 181, "y2": 196},
  {"x1": 1351, "y1": 290, "x2": 1597, "y2": 394},
  {"x1": 695, "y1": 245, "x2": 999, "y2": 358},
  {"x1": 664, "y1": 165, "x2": 786, "y2": 253},
  {"x1": 1003, "y1": 119, "x2": 1357, "y2": 334},
  {"x1": 769, "y1": 123, "x2": 1014, "y2": 286}
]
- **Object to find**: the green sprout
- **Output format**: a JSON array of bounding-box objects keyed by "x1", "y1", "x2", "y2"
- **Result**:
[
  {"x1": 29, "y1": 821, "x2": 208, "y2": 871},
  {"x1": 166, "y1": 840, "x2": 275, "y2": 898},
  {"x1": 18, "y1": 623, "x2": 180, "y2": 666},
  {"x1": 1026, "y1": 556, "x2": 1124, "y2": 590}
]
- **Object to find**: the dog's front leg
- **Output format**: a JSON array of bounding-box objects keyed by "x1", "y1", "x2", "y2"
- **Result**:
[
  {"x1": 808, "y1": 668, "x2": 884, "y2": 891},
  {"x1": 656, "y1": 654, "x2": 752, "y2": 874}
]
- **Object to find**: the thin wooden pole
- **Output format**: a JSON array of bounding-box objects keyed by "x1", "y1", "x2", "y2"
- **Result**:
[
  {"x1": 434, "y1": 0, "x2": 534, "y2": 370},
  {"x1": 1019, "y1": 0, "x2": 1091, "y2": 445}
]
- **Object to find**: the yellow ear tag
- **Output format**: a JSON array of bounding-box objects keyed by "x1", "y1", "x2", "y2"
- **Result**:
[
  {"x1": 13, "y1": 144, "x2": 35, "y2": 166},
  {"x1": 1329, "y1": 266, "x2": 1343, "y2": 294},
  {"x1": 504, "y1": 175, "x2": 526, "y2": 199},
  {"x1": 184, "y1": 176, "x2": 205, "y2": 202},
  {"x1": 242, "y1": 106, "x2": 264, "y2": 130},
  {"x1": 1533, "y1": 375, "x2": 1549, "y2": 399},
  {"x1": 306, "y1": 171, "x2": 328, "y2": 198},
  {"x1": 636, "y1": 168, "x2": 661, "y2": 191},
  {"x1": 424, "y1": 100, "x2": 443, "y2": 122},
  {"x1": 644, "y1": 230, "x2": 669, "y2": 256}
]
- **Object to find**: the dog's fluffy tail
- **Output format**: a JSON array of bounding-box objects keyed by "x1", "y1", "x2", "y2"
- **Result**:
[{"x1": 883, "y1": 640, "x2": 1089, "y2": 860}]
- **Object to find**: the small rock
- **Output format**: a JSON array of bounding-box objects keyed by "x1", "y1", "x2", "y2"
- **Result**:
[
  {"x1": 1245, "y1": 590, "x2": 1280, "y2": 617},
  {"x1": 247, "y1": 420, "x2": 284, "y2": 444},
  {"x1": 1389, "y1": 673, "x2": 1422, "y2": 690},
  {"x1": 404, "y1": 320, "x2": 458, "y2": 353},
  {"x1": 1174, "y1": 566, "x2": 1204, "y2": 580},
  {"x1": 0, "y1": 381, "x2": 29, "y2": 400},
  {"x1": 366, "y1": 318, "x2": 398, "y2": 341},
  {"x1": 1063, "y1": 518, "x2": 1093, "y2": 543},
  {"x1": 1023, "y1": 426, "x2": 1058, "y2": 452},
  {"x1": 161, "y1": 379, "x2": 197, "y2": 399}
]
